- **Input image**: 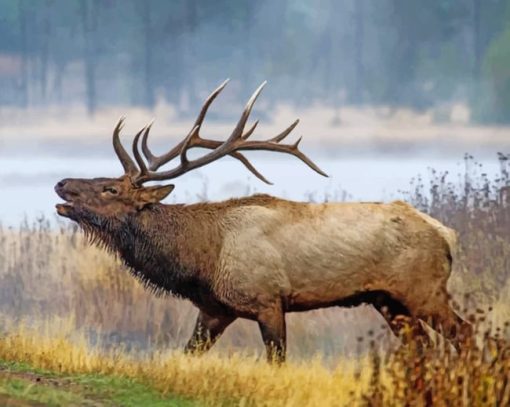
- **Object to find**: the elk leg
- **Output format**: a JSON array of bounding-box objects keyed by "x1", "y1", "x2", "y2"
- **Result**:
[
  {"x1": 371, "y1": 294, "x2": 431, "y2": 348},
  {"x1": 257, "y1": 303, "x2": 286, "y2": 363},
  {"x1": 184, "y1": 311, "x2": 236, "y2": 355},
  {"x1": 426, "y1": 307, "x2": 472, "y2": 352}
]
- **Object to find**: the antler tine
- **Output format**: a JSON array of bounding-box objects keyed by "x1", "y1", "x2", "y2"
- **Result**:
[
  {"x1": 112, "y1": 117, "x2": 139, "y2": 176},
  {"x1": 179, "y1": 125, "x2": 200, "y2": 165},
  {"x1": 227, "y1": 81, "x2": 266, "y2": 142},
  {"x1": 141, "y1": 80, "x2": 230, "y2": 171},
  {"x1": 242, "y1": 120, "x2": 259, "y2": 140},
  {"x1": 238, "y1": 136, "x2": 328, "y2": 177},
  {"x1": 140, "y1": 120, "x2": 158, "y2": 169},
  {"x1": 193, "y1": 78, "x2": 230, "y2": 129},
  {"x1": 270, "y1": 119, "x2": 299, "y2": 143},
  {"x1": 132, "y1": 125, "x2": 149, "y2": 178},
  {"x1": 290, "y1": 137, "x2": 328, "y2": 177},
  {"x1": 231, "y1": 151, "x2": 272, "y2": 184}
]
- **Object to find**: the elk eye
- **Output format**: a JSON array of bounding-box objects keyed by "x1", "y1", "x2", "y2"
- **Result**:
[{"x1": 103, "y1": 186, "x2": 118, "y2": 195}]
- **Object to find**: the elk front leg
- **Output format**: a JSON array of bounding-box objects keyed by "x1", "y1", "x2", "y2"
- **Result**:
[
  {"x1": 184, "y1": 311, "x2": 235, "y2": 355},
  {"x1": 257, "y1": 302, "x2": 286, "y2": 363}
]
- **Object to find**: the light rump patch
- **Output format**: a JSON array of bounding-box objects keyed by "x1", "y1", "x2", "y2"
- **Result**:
[{"x1": 55, "y1": 82, "x2": 471, "y2": 363}]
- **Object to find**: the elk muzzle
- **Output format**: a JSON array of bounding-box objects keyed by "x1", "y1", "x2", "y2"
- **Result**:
[{"x1": 55, "y1": 178, "x2": 80, "y2": 218}]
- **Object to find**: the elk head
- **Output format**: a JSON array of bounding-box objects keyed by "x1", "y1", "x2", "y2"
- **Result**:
[{"x1": 55, "y1": 80, "x2": 327, "y2": 229}]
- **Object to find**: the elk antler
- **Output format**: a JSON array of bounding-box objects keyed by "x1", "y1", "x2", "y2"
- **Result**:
[
  {"x1": 112, "y1": 117, "x2": 139, "y2": 176},
  {"x1": 139, "y1": 80, "x2": 273, "y2": 183},
  {"x1": 114, "y1": 81, "x2": 328, "y2": 186}
]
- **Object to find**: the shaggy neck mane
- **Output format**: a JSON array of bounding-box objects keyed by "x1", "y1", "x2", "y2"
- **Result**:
[{"x1": 77, "y1": 203, "x2": 224, "y2": 300}]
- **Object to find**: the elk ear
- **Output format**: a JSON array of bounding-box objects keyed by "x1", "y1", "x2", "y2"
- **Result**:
[{"x1": 135, "y1": 184, "x2": 175, "y2": 209}]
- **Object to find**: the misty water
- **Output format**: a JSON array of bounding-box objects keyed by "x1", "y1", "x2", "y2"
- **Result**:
[{"x1": 0, "y1": 153, "x2": 502, "y2": 226}]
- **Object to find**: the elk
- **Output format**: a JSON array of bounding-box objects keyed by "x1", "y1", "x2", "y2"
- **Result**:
[{"x1": 55, "y1": 80, "x2": 471, "y2": 362}]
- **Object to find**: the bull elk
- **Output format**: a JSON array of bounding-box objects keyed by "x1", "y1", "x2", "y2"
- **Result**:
[{"x1": 55, "y1": 80, "x2": 471, "y2": 362}]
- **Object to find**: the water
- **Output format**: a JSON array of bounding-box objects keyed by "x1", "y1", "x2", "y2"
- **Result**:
[{"x1": 0, "y1": 153, "x2": 502, "y2": 226}]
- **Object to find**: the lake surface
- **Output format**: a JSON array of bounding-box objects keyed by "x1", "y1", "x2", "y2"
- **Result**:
[{"x1": 0, "y1": 153, "x2": 502, "y2": 226}]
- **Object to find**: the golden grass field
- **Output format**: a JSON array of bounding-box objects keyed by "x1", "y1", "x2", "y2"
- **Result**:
[{"x1": 1, "y1": 155, "x2": 510, "y2": 405}]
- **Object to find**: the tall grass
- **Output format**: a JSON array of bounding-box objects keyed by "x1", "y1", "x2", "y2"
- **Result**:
[
  {"x1": 1, "y1": 154, "x2": 510, "y2": 404},
  {"x1": 404, "y1": 153, "x2": 510, "y2": 322}
]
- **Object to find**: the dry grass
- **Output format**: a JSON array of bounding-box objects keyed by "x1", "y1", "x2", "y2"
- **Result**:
[
  {"x1": 1, "y1": 313, "x2": 510, "y2": 405},
  {"x1": 1, "y1": 154, "x2": 510, "y2": 404},
  {"x1": 0, "y1": 319, "x2": 375, "y2": 406}
]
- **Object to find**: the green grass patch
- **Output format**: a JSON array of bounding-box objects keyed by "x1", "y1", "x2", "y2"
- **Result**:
[{"x1": 0, "y1": 359, "x2": 197, "y2": 406}]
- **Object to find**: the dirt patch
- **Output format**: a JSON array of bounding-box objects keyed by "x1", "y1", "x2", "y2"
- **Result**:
[
  {"x1": 0, "y1": 366, "x2": 71, "y2": 388},
  {"x1": 0, "y1": 393, "x2": 46, "y2": 406}
]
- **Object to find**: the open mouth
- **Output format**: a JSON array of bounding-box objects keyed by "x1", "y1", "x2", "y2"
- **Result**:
[
  {"x1": 55, "y1": 186, "x2": 79, "y2": 217},
  {"x1": 55, "y1": 200, "x2": 76, "y2": 217},
  {"x1": 55, "y1": 202, "x2": 74, "y2": 215}
]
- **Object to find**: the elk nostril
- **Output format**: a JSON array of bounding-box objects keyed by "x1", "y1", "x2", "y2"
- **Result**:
[{"x1": 56, "y1": 180, "x2": 67, "y2": 189}]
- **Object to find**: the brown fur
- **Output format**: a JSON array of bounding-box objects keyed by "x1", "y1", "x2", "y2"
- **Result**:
[{"x1": 55, "y1": 176, "x2": 471, "y2": 362}]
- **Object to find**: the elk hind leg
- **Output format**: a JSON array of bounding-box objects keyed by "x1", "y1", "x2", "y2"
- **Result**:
[
  {"x1": 424, "y1": 305, "x2": 472, "y2": 352},
  {"x1": 369, "y1": 291, "x2": 431, "y2": 347}
]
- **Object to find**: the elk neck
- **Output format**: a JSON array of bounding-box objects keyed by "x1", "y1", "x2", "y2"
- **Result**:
[{"x1": 108, "y1": 203, "x2": 225, "y2": 301}]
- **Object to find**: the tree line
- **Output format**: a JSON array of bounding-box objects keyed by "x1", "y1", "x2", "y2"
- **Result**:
[{"x1": 1, "y1": 0, "x2": 510, "y2": 122}]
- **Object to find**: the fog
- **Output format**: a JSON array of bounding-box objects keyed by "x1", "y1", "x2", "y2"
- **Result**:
[{"x1": 1, "y1": 0, "x2": 510, "y2": 221}]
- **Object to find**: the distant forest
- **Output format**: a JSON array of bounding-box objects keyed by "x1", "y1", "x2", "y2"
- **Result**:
[{"x1": 1, "y1": 0, "x2": 510, "y2": 122}]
